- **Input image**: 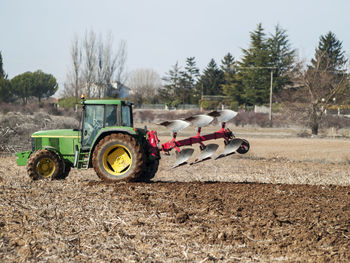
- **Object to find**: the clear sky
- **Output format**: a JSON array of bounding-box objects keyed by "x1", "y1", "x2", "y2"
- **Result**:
[{"x1": 1, "y1": 0, "x2": 350, "y2": 94}]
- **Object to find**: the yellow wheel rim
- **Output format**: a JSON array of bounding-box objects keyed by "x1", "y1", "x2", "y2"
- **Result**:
[
  {"x1": 36, "y1": 157, "x2": 55, "y2": 178},
  {"x1": 102, "y1": 144, "x2": 132, "y2": 176}
]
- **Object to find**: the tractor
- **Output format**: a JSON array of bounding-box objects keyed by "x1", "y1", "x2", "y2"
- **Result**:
[{"x1": 15, "y1": 96, "x2": 250, "y2": 182}]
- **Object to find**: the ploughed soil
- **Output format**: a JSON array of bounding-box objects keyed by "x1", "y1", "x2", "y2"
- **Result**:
[
  {"x1": 1, "y1": 113, "x2": 350, "y2": 262},
  {"x1": 1, "y1": 156, "x2": 350, "y2": 262}
]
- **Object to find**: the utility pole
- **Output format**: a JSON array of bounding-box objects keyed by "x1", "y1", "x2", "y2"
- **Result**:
[
  {"x1": 182, "y1": 85, "x2": 185, "y2": 110},
  {"x1": 269, "y1": 70, "x2": 273, "y2": 123}
]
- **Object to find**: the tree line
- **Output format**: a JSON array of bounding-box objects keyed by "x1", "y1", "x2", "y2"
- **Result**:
[
  {"x1": 0, "y1": 54, "x2": 57, "y2": 104},
  {"x1": 1, "y1": 24, "x2": 349, "y2": 135},
  {"x1": 153, "y1": 24, "x2": 349, "y2": 112}
]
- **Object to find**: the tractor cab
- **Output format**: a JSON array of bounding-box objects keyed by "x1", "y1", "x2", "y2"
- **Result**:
[{"x1": 81, "y1": 99, "x2": 133, "y2": 148}]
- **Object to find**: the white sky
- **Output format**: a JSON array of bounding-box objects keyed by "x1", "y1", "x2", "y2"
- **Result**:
[{"x1": 1, "y1": 0, "x2": 350, "y2": 94}]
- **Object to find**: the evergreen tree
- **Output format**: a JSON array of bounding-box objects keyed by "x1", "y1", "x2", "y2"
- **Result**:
[
  {"x1": 0, "y1": 52, "x2": 5, "y2": 79},
  {"x1": 0, "y1": 78, "x2": 12, "y2": 102},
  {"x1": 182, "y1": 57, "x2": 200, "y2": 104},
  {"x1": 267, "y1": 24, "x2": 296, "y2": 93},
  {"x1": 10, "y1": 71, "x2": 58, "y2": 104},
  {"x1": 221, "y1": 53, "x2": 244, "y2": 106},
  {"x1": 32, "y1": 70, "x2": 58, "y2": 102},
  {"x1": 312, "y1": 31, "x2": 347, "y2": 71},
  {"x1": 0, "y1": 52, "x2": 13, "y2": 102},
  {"x1": 196, "y1": 59, "x2": 225, "y2": 96},
  {"x1": 221, "y1": 53, "x2": 235, "y2": 74},
  {"x1": 160, "y1": 62, "x2": 184, "y2": 106},
  {"x1": 238, "y1": 23, "x2": 271, "y2": 105},
  {"x1": 11, "y1": 72, "x2": 33, "y2": 104}
]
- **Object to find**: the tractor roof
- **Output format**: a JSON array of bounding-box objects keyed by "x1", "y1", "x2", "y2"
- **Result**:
[{"x1": 83, "y1": 99, "x2": 132, "y2": 105}]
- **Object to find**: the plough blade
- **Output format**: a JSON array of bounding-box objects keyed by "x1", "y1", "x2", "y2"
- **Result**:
[
  {"x1": 173, "y1": 148, "x2": 194, "y2": 168},
  {"x1": 224, "y1": 138, "x2": 243, "y2": 155},
  {"x1": 191, "y1": 143, "x2": 219, "y2": 164},
  {"x1": 185, "y1": 115, "x2": 214, "y2": 127},
  {"x1": 208, "y1": 110, "x2": 238, "y2": 122},
  {"x1": 215, "y1": 138, "x2": 243, "y2": 159},
  {"x1": 159, "y1": 119, "x2": 190, "y2": 132}
]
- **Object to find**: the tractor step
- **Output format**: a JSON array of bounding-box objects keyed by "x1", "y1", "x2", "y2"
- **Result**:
[{"x1": 77, "y1": 151, "x2": 90, "y2": 169}]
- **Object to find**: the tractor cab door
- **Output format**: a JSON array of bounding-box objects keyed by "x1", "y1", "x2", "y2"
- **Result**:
[{"x1": 82, "y1": 105, "x2": 104, "y2": 148}]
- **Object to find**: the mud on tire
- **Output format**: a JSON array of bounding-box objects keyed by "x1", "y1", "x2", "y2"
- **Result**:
[
  {"x1": 27, "y1": 149, "x2": 62, "y2": 180},
  {"x1": 92, "y1": 133, "x2": 144, "y2": 182}
]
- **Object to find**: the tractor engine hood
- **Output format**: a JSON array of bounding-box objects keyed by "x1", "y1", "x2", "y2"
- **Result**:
[{"x1": 31, "y1": 129, "x2": 80, "y2": 138}]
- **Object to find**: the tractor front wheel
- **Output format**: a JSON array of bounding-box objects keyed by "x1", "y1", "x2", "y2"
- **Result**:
[
  {"x1": 27, "y1": 150, "x2": 62, "y2": 180},
  {"x1": 92, "y1": 133, "x2": 144, "y2": 182}
]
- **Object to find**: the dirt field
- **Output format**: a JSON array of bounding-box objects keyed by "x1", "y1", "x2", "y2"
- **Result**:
[{"x1": 1, "y1": 132, "x2": 350, "y2": 262}]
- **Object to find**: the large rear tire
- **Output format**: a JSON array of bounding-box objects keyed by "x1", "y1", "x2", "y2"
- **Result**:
[
  {"x1": 27, "y1": 150, "x2": 62, "y2": 180},
  {"x1": 92, "y1": 133, "x2": 144, "y2": 182}
]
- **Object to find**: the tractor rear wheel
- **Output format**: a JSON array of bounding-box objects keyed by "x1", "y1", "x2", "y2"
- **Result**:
[
  {"x1": 27, "y1": 150, "x2": 62, "y2": 180},
  {"x1": 92, "y1": 133, "x2": 144, "y2": 182}
]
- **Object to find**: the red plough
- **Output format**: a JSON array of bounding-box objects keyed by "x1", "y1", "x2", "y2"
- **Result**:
[{"x1": 152, "y1": 110, "x2": 250, "y2": 167}]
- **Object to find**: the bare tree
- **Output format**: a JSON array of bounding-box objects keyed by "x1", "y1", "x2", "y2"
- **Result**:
[
  {"x1": 302, "y1": 51, "x2": 349, "y2": 135},
  {"x1": 115, "y1": 40, "x2": 127, "y2": 84},
  {"x1": 102, "y1": 34, "x2": 119, "y2": 97},
  {"x1": 127, "y1": 68, "x2": 161, "y2": 106},
  {"x1": 72, "y1": 36, "x2": 82, "y2": 102},
  {"x1": 96, "y1": 34, "x2": 104, "y2": 98},
  {"x1": 64, "y1": 30, "x2": 128, "y2": 99},
  {"x1": 82, "y1": 29, "x2": 97, "y2": 97},
  {"x1": 62, "y1": 36, "x2": 82, "y2": 100}
]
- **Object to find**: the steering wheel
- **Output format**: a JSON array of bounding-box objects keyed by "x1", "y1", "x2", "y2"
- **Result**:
[{"x1": 93, "y1": 119, "x2": 103, "y2": 130}]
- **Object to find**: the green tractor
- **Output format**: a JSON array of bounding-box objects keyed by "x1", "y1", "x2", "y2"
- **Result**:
[
  {"x1": 16, "y1": 97, "x2": 250, "y2": 182},
  {"x1": 16, "y1": 97, "x2": 160, "y2": 182}
]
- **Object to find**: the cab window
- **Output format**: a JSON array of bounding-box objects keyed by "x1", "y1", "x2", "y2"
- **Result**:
[
  {"x1": 105, "y1": 105, "x2": 117, "y2": 127},
  {"x1": 122, "y1": 105, "x2": 132, "y2": 127}
]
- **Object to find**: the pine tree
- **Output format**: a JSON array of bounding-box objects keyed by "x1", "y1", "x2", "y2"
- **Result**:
[
  {"x1": 182, "y1": 57, "x2": 200, "y2": 104},
  {"x1": 267, "y1": 24, "x2": 296, "y2": 93},
  {"x1": 238, "y1": 23, "x2": 271, "y2": 105},
  {"x1": 160, "y1": 62, "x2": 183, "y2": 106},
  {"x1": 32, "y1": 70, "x2": 58, "y2": 102},
  {"x1": 196, "y1": 59, "x2": 225, "y2": 96},
  {"x1": 311, "y1": 31, "x2": 347, "y2": 71},
  {"x1": 221, "y1": 53, "x2": 243, "y2": 106}
]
